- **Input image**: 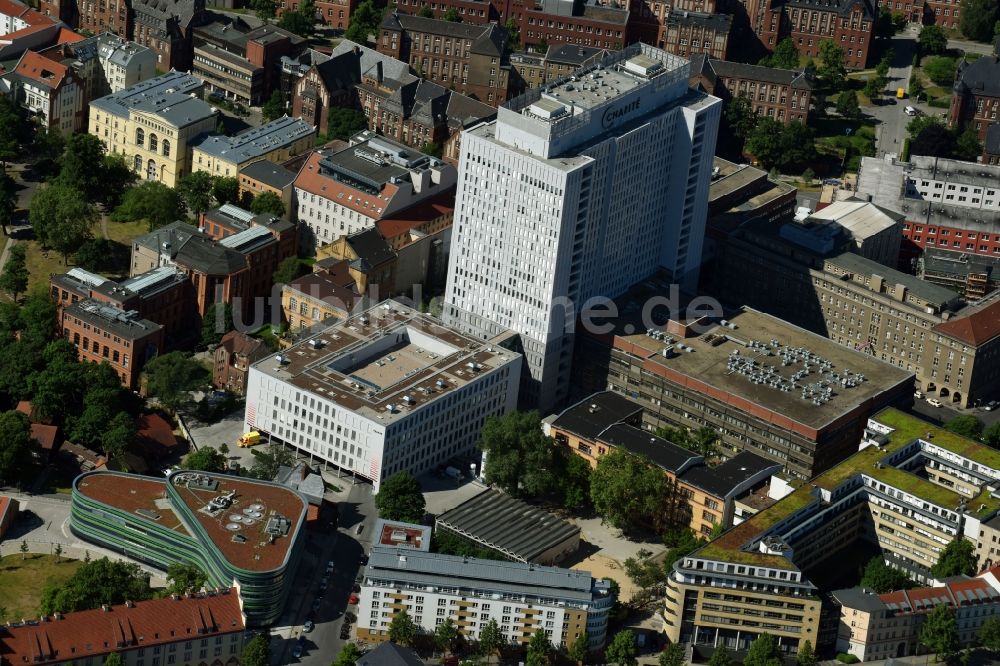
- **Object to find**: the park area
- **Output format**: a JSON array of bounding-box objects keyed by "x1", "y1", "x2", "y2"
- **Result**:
[{"x1": 0, "y1": 554, "x2": 82, "y2": 622}]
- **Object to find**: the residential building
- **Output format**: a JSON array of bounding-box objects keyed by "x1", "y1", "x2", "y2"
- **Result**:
[
  {"x1": 130, "y1": 0, "x2": 206, "y2": 71},
  {"x1": 443, "y1": 45, "x2": 721, "y2": 412},
  {"x1": 950, "y1": 52, "x2": 1000, "y2": 143},
  {"x1": 435, "y1": 488, "x2": 582, "y2": 564},
  {"x1": 660, "y1": 11, "x2": 731, "y2": 60},
  {"x1": 574, "y1": 301, "x2": 914, "y2": 479},
  {"x1": 832, "y1": 572, "x2": 1000, "y2": 661},
  {"x1": 0, "y1": 0, "x2": 65, "y2": 60},
  {"x1": 357, "y1": 547, "x2": 615, "y2": 648},
  {"x1": 191, "y1": 115, "x2": 315, "y2": 178},
  {"x1": 547, "y1": 391, "x2": 791, "y2": 535},
  {"x1": 977, "y1": 514, "x2": 1000, "y2": 569},
  {"x1": 390, "y1": 0, "x2": 500, "y2": 25},
  {"x1": 61, "y1": 300, "x2": 165, "y2": 388},
  {"x1": 70, "y1": 470, "x2": 307, "y2": 625},
  {"x1": 293, "y1": 132, "x2": 457, "y2": 252},
  {"x1": 751, "y1": 0, "x2": 875, "y2": 69},
  {"x1": 7, "y1": 49, "x2": 86, "y2": 133},
  {"x1": 0, "y1": 589, "x2": 246, "y2": 666},
  {"x1": 315, "y1": 227, "x2": 396, "y2": 295},
  {"x1": 280, "y1": 259, "x2": 361, "y2": 330},
  {"x1": 192, "y1": 17, "x2": 305, "y2": 105},
  {"x1": 239, "y1": 159, "x2": 297, "y2": 215},
  {"x1": 857, "y1": 156, "x2": 1000, "y2": 265},
  {"x1": 276, "y1": 0, "x2": 357, "y2": 29},
  {"x1": 372, "y1": 518, "x2": 432, "y2": 551},
  {"x1": 790, "y1": 199, "x2": 904, "y2": 267},
  {"x1": 700, "y1": 58, "x2": 813, "y2": 124},
  {"x1": 213, "y1": 330, "x2": 268, "y2": 395},
  {"x1": 89, "y1": 71, "x2": 217, "y2": 187},
  {"x1": 663, "y1": 408, "x2": 1000, "y2": 654},
  {"x1": 0, "y1": 496, "x2": 18, "y2": 540},
  {"x1": 242, "y1": 300, "x2": 522, "y2": 490},
  {"x1": 919, "y1": 247, "x2": 1000, "y2": 301},
  {"x1": 15, "y1": 400, "x2": 60, "y2": 459},
  {"x1": 378, "y1": 13, "x2": 510, "y2": 106},
  {"x1": 198, "y1": 202, "x2": 299, "y2": 259},
  {"x1": 37, "y1": 33, "x2": 156, "y2": 107}
]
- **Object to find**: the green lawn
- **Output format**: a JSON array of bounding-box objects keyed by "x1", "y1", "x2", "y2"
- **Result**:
[
  {"x1": 104, "y1": 218, "x2": 149, "y2": 244},
  {"x1": 812, "y1": 117, "x2": 877, "y2": 172},
  {"x1": 0, "y1": 554, "x2": 82, "y2": 621},
  {"x1": 24, "y1": 240, "x2": 72, "y2": 291}
]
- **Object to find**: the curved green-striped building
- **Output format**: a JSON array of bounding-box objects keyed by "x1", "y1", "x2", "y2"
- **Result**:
[{"x1": 70, "y1": 470, "x2": 307, "y2": 626}]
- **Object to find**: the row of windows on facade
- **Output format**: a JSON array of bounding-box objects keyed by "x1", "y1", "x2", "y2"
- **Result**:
[{"x1": 135, "y1": 127, "x2": 171, "y2": 155}]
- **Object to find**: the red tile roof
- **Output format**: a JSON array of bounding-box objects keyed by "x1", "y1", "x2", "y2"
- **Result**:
[
  {"x1": 878, "y1": 577, "x2": 1000, "y2": 614},
  {"x1": 14, "y1": 50, "x2": 69, "y2": 88},
  {"x1": 14, "y1": 401, "x2": 59, "y2": 450},
  {"x1": 53, "y1": 27, "x2": 84, "y2": 44},
  {"x1": 135, "y1": 413, "x2": 179, "y2": 458},
  {"x1": 376, "y1": 193, "x2": 454, "y2": 245},
  {"x1": 219, "y1": 330, "x2": 266, "y2": 360},
  {"x1": 293, "y1": 151, "x2": 400, "y2": 220},
  {"x1": 933, "y1": 297, "x2": 1000, "y2": 346},
  {"x1": 0, "y1": 589, "x2": 245, "y2": 666}
]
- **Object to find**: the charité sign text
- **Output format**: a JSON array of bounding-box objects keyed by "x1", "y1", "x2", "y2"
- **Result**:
[{"x1": 601, "y1": 98, "x2": 641, "y2": 129}]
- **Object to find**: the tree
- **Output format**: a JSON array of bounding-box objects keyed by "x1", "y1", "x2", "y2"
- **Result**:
[
  {"x1": 836, "y1": 90, "x2": 861, "y2": 118},
  {"x1": 504, "y1": 17, "x2": 520, "y2": 51},
  {"x1": 924, "y1": 56, "x2": 958, "y2": 86},
  {"x1": 241, "y1": 634, "x2": 270, "y2": 666},
  {"x1": 662, "y1": 527, "x2": 706, "y2": 570},
  {"x1": 261, "y1": 90, "x2": 286, "y2": 122},
  {"x1": 919, "y1": 24, "x2": 948, "y2": 55},
  {"x1": 708, "y1": 646, "x2": 732, "y2": 666},
  {"x1": 143, "y1": 351, "x2": 209, "y2": 411},
  {"x1": 526, "y1": 629, "x2": 552, "y2": 666},
  {"x1": 112, "y1": 181, "x2": 184, "y2": 232},
  {"x1": 0, "y1": 244, "x2": 28, "y2": 301},
  {"x1": 817, "y1": 40, "x2": 846, "y2": 87},
  {"x1": 278, "y1": 7, "x2": 313, "y2": 36},
  {"x1": 478, "y1": 410, "x2": 557, "y2": 498},
  {"x1": 31, "y1": 127, "x2": 65, "y2": 179},
  {"x1": 103, "y1": 654, "x2": 125, "y2": 666},
  {"x1": 420, "y1": 141, "x2": 443, "y2": 158},
  {"x1": 70, "y1": 387, "x2": 124, "y2": 449},
  {"x1": 763, "y1": 38, "x2": 799, "y2": 69},
  {"x1": 30, "y1": 183, "x2": 96, "y2": 264},
  {"x1": 960, "y1": 0, "x2": 1000, "y2": 42},
  {"x1": 334, "y1": 643, "x2": 362, "y2": 666},
  {"x1": 102, "y1": 411, "x2": 137, "y2": 461},
  {"x1": 212, "y1": 176, "x2": 240, "y2": 206},
  {"x1": 979, "y1": 615, "x2": 1000, "y2": 650},
  {"x1": 875, "y1": 8, "x2": 895, "y2": 39},
  {"x1": 911, "y1": 122, "x2": 956, "y2": 158},
  {"x1": 40, "y1": 557, "x2": 151, "y2": 614},
  {"x1": 591, "y1": 450, "x2": 679, "y2": 533},
  {"x1": 919, "y1": 604, "x2": 959, "y2": 662},
  {"x1": 985, "y1": 422, "x2": 1000, "y2": 449},
  {"x1": 0, "y1": 410, "x2": 39, "y2": 487},
  {"x1": 375, "y1": 471, "x2": 426, "y2": 522},
  {"x1": 183, "y1": 446, "x2": 227, "y2": 472},
  {"x1": 250, "y1": 191, "x2": 286, "y2": 217},
  {"x1": 797, "y1": 641, "x2": 817, "y2": 666},
  {"x1": 443, "y1": 6, "x2": 461, "y2": 20},
  {"x1": 659, "y1": 643, "x2": 685, "y2": 666},
  {"x1": 725, "y1": 92, "x2": 759, "y2": 142},
  {"x1": 272, "y1": 256, "x2": 307, "y2": 286},
  {"x1": 435, "y1": 617, "x2": 460, "y2": 654},
  {"x1": 327, "y1": 106, "x2": 369, "y2": 140},
  {"x1": 344, "y1": 0, "x2": 382, "y2": 42},
  {"x1": 19, "y1": 540, "x2": 27, "y2": 560},
  {"x1": 75, "y1": 238, "x2": 120, "y2": 273},
  {"x1": 863, "y1": 75, "x2": 886, "y2": 102},
  {"x1": 57, "y1": 133, "x2": 106, "y2": 201},
  {"x1": 559, "y1": 451, "x2": 592, "y2": 510},
  {"x1": 54, "y1": 543, "x2": 62, "y2": 562},
  {"x1": 944, "y1": 415, "x2": 984, "y2": 439},
  {"x1": 954, "y1": 129, "x2": 983, "y2": 161},
  {"x1": 931, "y1": 538, "x2": 977, "y2": 578},
  {"x1": 0, "y1": 170, "x2": 16, "y2": 236},
  {"x1": 201, "y1": 303, "x2": 234, "y2": 346},
  {"x1": 605, "y1": 631, "x2": 637, "y2": 666},
  {"x1": 177, "y1": 171, "x2": 214, "y2": 214},
  {"x1": 478, "y1": 618, "x2": 504, "y2": 660},
  {"x1": 745, "y1": 119, "x2": 816, "y2": 170},
  {"x1": 568, "y1": 632, "x2": 590, "y2": 664},
  {"x1": 0, "y1": 96, "x2": 30, "y2": 166},
  {"x1": 101, "y1": 154, "x2": 138, "y2": 209},
  {"x1": 251, "y1": 0, "x2": 277, "y2": 18},
  {"x1": 417, "y1": 3, "x2": 433, "y2": 16},
  {"x1": 246, "y1": 444, "x2": 295, "y2": 479},
  {"x1": 860, "y1": 556, "x2": 914, "y2": 593},
  {"x1": 743, "y1": 633, "x2": 782, "y2": 666},
  {"x1": 166, "y1": 563, "x2": 206, "y2": 595},
  {"x1": 388, "y1": 609, "x2": 418, "y2": 646}
]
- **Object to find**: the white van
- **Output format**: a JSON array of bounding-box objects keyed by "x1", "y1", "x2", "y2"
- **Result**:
[{"x1": 904, "y1": 106, "x2": 917, "y2": 116}]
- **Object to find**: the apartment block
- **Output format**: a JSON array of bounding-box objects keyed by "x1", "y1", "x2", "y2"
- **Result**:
[
  {"x1": 61, "y1": 300, "x2": 165, "y2": 388},
  {"x1": 276, "y1": 0, "x2": 356, "y2": 28},
  {"x1": 293, "y1": 132, "x2": 457, "y2": 252},
  {"x1": 521, "y1": 0, "x2": 629, "y2": 51},
  {"x1": 37, "y1": 33, "x2": 156, "y2": 109},
  {"x1": 2, "y1": 0, "x2": 66, "y2": 60},
  {"x1": 950, "y1": 51, "x2": 1000, "y2": 143},
  {"x1": 0, "y1": 589, "x2": 246, "y2": 666},
  {"x1": 191, "y1": 115, "x2": 315, "y2": 178},
  {"x1": 443, "y1": 45, "x2": 721, "y2": 412},
  {"x1": 663, "y1": 408, "x2": 1000, "y2": 655},
  {"x1": 280, "y1": 260, "x2": 360, "y2": 330},
  {"x1": 89, "y1": 71, "x2": 217, "y2": 187},
  {"x1": 660, "y1": 10, "x2": 731, "y2": 60},
  {"x1": 8, "y1": 49, "x2": 86, "y2": 134},
  {"x1": 357, "y1": 547, "x2": 615, "y2": 648},
  {"x1": 242, "y1": 301, "x2": 521, "y2": 489},
  {"x1": 378, "y1": 13, "x2": 510, "y2": 106},
  {"x1": 70, "y1": 470, "x2": 307, "y2": 625},
  {"x1": 573, "y1": 302, "x2": 913, "y2": 480},
  {"x1": 699, "y1": 58, "x2": 813, "y2": 124},
  {"x1": 919, "y1": 247, "x2": 1000, "y2": 302}
]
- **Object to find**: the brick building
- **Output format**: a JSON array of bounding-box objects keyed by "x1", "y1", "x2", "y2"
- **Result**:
[
  {"x1": 701, "y1": 58, "x2": 813, "y2": 123},
  {"x1": 950, "y1": 51, "x2": 1000, "y2": 143},
  {"x1": 238, "y1": 159, "x2": 297, "y2": 215},
  {"x1": 213, "y1": 330, "x2": 268, "y2": 395},
  {"x1": 508, "y1": 43, "x2": 606, "y2": 94},
  {"x1": 277, "y1": 0, "x2": 356, "y2": 29},
  {"x1": 61, "y1": 300, "x2": 165, "y2": 388},
  {"x1": 753, "y1": 0, "x2": 875, "y2": 69},
  {"x1": 378, "y1": 12, "x2": 510, "y2": 105},
  {"x1": 660, "y1": 10, "x2": 731, "y2": 59},
  {"x1": 522, "y1": 0, "x2": 629, "y2": 51}
]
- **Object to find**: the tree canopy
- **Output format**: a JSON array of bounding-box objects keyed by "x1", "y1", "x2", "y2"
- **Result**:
[
  {"x1": 743, "y1": 633, "x2": 783, "y2": 666},
  {"x1": 344, "y1": 0, "x2": 383, "y2": 43},
  {"x1": 272, "y1": 256, "x2": 308, "y2": 286},
  {"x1": 112, "y1": 180, "x2": 185, "y2": 232},
  {"x1": 979, "y1": 615, "x2": 1000, "y2": 650},
  {"x1": 931, "y1": 538, "x2": 977, "y2": 578},
  {"x1": 604, "y1": 630, "x2": 638, "y2": 666},
  {"x1": 0, "y1": 244, "x2": 28, "y2": 302},
  {"x1": 333, "y1": 643, "x2": 362, "y2": 666},
  {"x1": 166, "y1": 563, "x2": 207, "y2": 595},
  {"x1": 568, "y1": 631, "x2": 590, "y2": 664},
  {"x1": 201, "y1": 303, "x2": 234, "y2": 347},
  {"x1": 241, "y1": 634, "x2": 270, "y2": 666},
  {"x1": 261, "y1": 91, "x2": 286, "y2": 122},
  {"x1": 374, "y1": 471, "x2": 426, "y2": 522},
  {"x1": 526, "y1": 629, "x2": 552, "y2": 666},
  {"x1": 0, "y1": 169, "x2": 17, "y2": 236},
  {"x1": 30, "y1": 182, "x2": 97, "y2": 264},
  {"x1": 960, "y1": 0, "x2": 1000, "y2": 41},
  {"x1": 0, "y1": 410, "x2": 39, "y2": 488},
  {"x1": 388, "y1": 609, "x2": 418, "y2": 646},
  {"x1": 859, "y1": 556, "x2": 914, "y2": 593},
  {"x1": 985, "y1": 422, "x2": 1000, "y2": 449},
  {"x1": 944, "y1": 415, "x2": 984, "y2": 439},
  {"x1": 143, "y1": 351, "x2": 210, "y2": 411},
  {"x1": 590, "y1": 449, "x2": 681, "y2": 533},
  {"x1": 327, "y1": 106, "x2": 369, "y2": 140},
  {"x1": 102, "y1": 411, "x2": 137, "y2": 461},
  {"x1": 177, "y1": 171, "x2": 215, "y2": 214},
  {"x1": 246, "y1": 444, "x2": 295, "y2": 480},
  {"x1": 40, "y1": 557, "x2": 151, "y2": 614},
  {"x1": 478, "y1": 410, "x2": 557, "y2": 497},
  {"x1": 836, "y1": 90, "x2": 861, "y2": 118},
  {"x1": 760, "y1": 38, "x2": 799, "y2": 69},
  {"x1": 924, "y1": 56, "x2": 958, "y2": 86},
  {"x1": 212, "y1": 176, "x2": 240, "y2": 206},
  {"x1": 434, "y1": 617, "x2": 461, "y2": 654},
  {"x1": 708, "y1": 646, "x2": 733, "y2": 666},
  {"x1": 817, "y1": 40, "x2": 846, "y2": 87},
  {"x1": 797, "y1": 641, "x2": 817, "y2": 666},
  {"x1": 919, "y1": 24, "x2": 948, "y2": 54},
  {"x1": 251, "y1": 191, "x2": 286, "y2": 217},
  {"x1": 658, "y1": 643, "x2": 685, "y2": 666},
  {"x1": 183, "y1": 446, "x2": 228, "y2": 472},
  {"x1": 919, "y1": 604, "x2": 959, "y2": 662},
  {"x1": 745, "y1": 119, "x2": 816, "y2": 171}
]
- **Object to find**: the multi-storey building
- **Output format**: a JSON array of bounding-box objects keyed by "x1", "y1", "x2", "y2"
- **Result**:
[
  {"x1": 68, "y1": 0, "x2": 132, "y2": 45},
  {"x1": 191, "y1": 116, "x2": 315, "y2": 178},
  {"x1": 0, "y1": 589, "x2": 247, "y2": 666},
  {"x1": 378, "y1": 13, "x2": 510, "y2": 106},
  {"x1": 949, "y1": 52, "x2": 1000, "y2": 143},
  {"x1": 6, "y1": 0, "x2": 67, "y2": 58},
  {"x1": 751, "y1": 0, "x2": 875, "y2": 69},
  {"x1": 977, "y1": 514, "x2": 1000, "y2": 569},
  {"x1": 130, "y1": 0, "x2": 205, "y2": 71},
  {"x1": 443, "y1": 45, "x2": 721, "y2": 412},
  {"x1": 277, "y1": 0, "x2": 357, "y2": 29},
  {"x1": 238, "y1": 159, "x2": 297, "y2": 216},
  {"x1": 61, "y1": 300, "x2": 165, "y2": 388},
  {"x1": 242, "y1": 301, "x2": 521, "y2": 489},
  {"x1": 38, "y1": 33, "x2": 156, "y2": 107},
  {"x1": 923, "y1": 0, "x2": 960, "y2": 28},
  {"x1": 7, "y1": 49, "x2": 86, "y2": 134},
  {"x1": 213, "y1": 330, "x2": 268, "y2": 395},
  {"x1": 89, "y1": 71, "x2": 217, "y2": 187},
  {"x1": 357, "y1": 546, "x2": 615, "y2": 648},
  {"x1": 700, "y1": 58, "x2": 813, "y2": 124},
  {"x1": 660, "y1": 10, "x2": 731, "y2": 60},
  {"x1": 984, "y1": 123, "x2": 1000, "y2": 165},
  {"x1": 919, "y1": 247, "x2": 1000, "y2": 302},
  {"x1": 280, "y1": 260, "x2": 361, "y2": 330},
  {"x1": 293, "y1": 132, "x2": 457, "y2": 252},
  {"x1": 70, "y1": 469, "x2": 307, "y2": 625},
  {"x1": 574, "y1": 303, "x2": 913, "y2": 479},
  {"x1": 192, "y1": 17, "x2": 305, "y2": 105},
  {"x1": 664, "y1": 408, "x2": 1000, "y2": 655}
]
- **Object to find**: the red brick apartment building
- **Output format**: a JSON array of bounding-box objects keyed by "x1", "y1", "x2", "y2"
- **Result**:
[
  {"x1": 872, "y1": 0, "x2": 924, "y2": 22},
  {"x1": 278, "y1": 0, "x2": 357, "y2": 29},
  {"x1": 379, "y1": 12, "x2": 510, "y2": 105},
  {"x1": 702, "y1": 57, "x2": 814, "y2": 123},
  {"x1": 752, "y1": 0, "x2": 875, "y2": 69},
  {"x1": 213, "y1": 330, "x2": 267, "y2": 395},
  {"x1": 950, "y1": 52, "x2": 1000, "y2": 142},
  {"x1": 630, "y1": 0, "x2": 731, "y2": 59},
  {"x1": 61, "y1": 300, "x2": 165, "y2": 388}
]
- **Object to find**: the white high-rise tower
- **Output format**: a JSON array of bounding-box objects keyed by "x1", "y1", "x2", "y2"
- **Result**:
[{"x1": 443, "y1": 44, "x2": 721, "y2": 410}]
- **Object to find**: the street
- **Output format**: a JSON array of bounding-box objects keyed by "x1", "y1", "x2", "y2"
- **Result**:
[{"x1": 868, "y1": 29, "x2": 918, "y2": 159}]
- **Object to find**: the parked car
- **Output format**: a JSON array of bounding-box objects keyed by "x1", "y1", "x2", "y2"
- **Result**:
[
  {"x1": 302, "y1": 620, "x2": 314, "y2": 633},
  {"x1": 984, "y1": 400, "x2": 999, "y2": 411},
  {"x1": 312, "y1": 598, "x2": 322, "y2": 612},
  {"x1": 345, "y1": 612, "x2": 357, "y2": 624},
  {"x1": 927, "y1": 398, "x2": 943, "y2": 407},
  {"x1": 356, "y1": 524, "x2": 364, "y2": 534},
  {"x1": 914, "y1": 390, "x2": 925, "y2": 399},
  {"x1": 904, "y1": 105, "x2": 917, "y2": 116}
]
